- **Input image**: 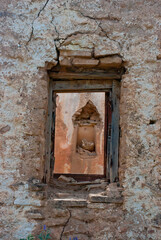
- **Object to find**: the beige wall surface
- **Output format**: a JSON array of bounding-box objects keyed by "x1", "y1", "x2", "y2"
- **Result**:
[{"x1": 0, "y1": 0, "x2": 161, "y2": 239}]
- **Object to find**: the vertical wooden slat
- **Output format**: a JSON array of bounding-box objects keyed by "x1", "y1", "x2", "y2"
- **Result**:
[
  {"x1": 106, "y1": 92, "x2": 112, "y2": 181},
  {"x1": 50, "y1": 92, "x2": 56, "y2": 176},
  {"x1": 44, "y1": 80, "x2": 53, "y2": 183},
  {"x1": 111, "y1": 80, "x2": 120, "y2": 182},
  {"x1": 104, "y1": 93, "x2": 108, "y2": 178}
]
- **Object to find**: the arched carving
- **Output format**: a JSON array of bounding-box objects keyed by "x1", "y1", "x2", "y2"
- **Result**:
[
  {"x1": 72, "y1": 100, "x2": 102, "y2": 155},
  {"x1": 72, "y1": 100, "x2": 101, "y2": 124}
]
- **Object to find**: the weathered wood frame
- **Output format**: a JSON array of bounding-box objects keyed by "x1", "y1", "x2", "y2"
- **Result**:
[{"x1": 44, "y1": 78, "x2": 120, "y2": 183}]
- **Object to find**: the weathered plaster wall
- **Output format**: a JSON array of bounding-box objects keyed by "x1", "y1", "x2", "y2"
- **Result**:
[
  {"x1": 0, "y1": 0, "x2": 161, "y2": 239},
  {"x1": 54, "y1": 92, "x2": 105, "y2": 175}
]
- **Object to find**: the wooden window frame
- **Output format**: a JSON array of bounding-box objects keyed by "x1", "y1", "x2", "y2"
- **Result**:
[{"x1": 44, "y1": 78, "x2": 120, "y2": 183}]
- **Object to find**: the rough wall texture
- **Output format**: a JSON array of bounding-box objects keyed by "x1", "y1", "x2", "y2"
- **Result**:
[{"x1": 0, "y1": 0, "x2": 161, "y2": 239}]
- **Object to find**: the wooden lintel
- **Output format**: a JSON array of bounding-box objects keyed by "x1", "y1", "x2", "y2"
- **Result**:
[
  {"x1": 49, "y1": 71, "x2": 121, "y2": 80},
  {"x1": 52, "y1": 79, "x2": 113, "y2": 92}
]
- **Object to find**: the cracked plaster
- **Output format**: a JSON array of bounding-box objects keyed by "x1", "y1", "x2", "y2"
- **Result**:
[{"x1": 0, "y1": 0, "x2": 161, "y2": 239}]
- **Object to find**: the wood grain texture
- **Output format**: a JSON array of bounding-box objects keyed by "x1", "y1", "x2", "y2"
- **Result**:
[
  {"x1": 52, "y1": 79, "x2": 113, "y2": 92},
  {"x1": 111, "y1": 80, "x2": 120, "y2": 182},
  {"x1": 44, "y1": 80, "x2": 53, "y2": 183},
  {"x1": 49, "y1": 71, "x2": 122, "y2": 80}
]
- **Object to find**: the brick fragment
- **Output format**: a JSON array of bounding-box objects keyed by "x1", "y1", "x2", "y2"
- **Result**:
[
  {"x1": 72, "y1": 58, "x2": 99, "y2": 68},
  {"x1": 60, "y1": 50, "x2": 92, "y2": 58},
  {"x1": 99, "y1": 56, "x2": 122, "y2": 68},
  {"x1": 26, "y1": 210, "x2": 44, "y2": 219},
  {"x1": 53, "y1": 198, "x2": 87, "y2": 207},
  {"x1": 88, "y1": 194, "x2": 123, "y2": 204},
  {"x1": 59, "y1": 57, "x2": 72, "y2": 67}
]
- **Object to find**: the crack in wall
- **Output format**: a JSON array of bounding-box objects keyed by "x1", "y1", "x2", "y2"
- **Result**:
[
  {"x1": 60, "y1": 209, "x2": 71, "y2": 240},
  {"x1": 68, "y1": 9, "x2": 122, "y2": 49},
  {"x1": 51, "y1": 24, "x2": 94, "y2": 53},
  {"x1": 70, "y1": 9, "x2": 120, "y2": 22},
  {"x1": 37, "y1": 0, "x2": 50, "y2": 18},
  {"x1": 53, "y1": 39, "x2": 60, "y2": 63},
  {"x1": 97, "y1": 21, "x2": 123, "y2": 50},
  {"x1": 51, "y1": 9, "x2": 99, "y2": 45},
  {"x1": 26, "y1": 3, "x2": 122, "y2": 55},
  {"x1": 50, "y1": 13, "x2": 98, "y2": 47},
  {"x1": 26, "y1": 0, "x2": 50, "y2": 45}
]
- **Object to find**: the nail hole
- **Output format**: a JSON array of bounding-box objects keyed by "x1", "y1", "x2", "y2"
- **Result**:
[{"x1": 149, "y1": 120, "x2": 156, "y2": 125}]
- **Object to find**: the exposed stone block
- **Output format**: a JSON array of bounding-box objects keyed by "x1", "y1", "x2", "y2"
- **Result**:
[
  {"x1": 85, "y1": 182, "x2": 107, "y2": 191},
  {"x1": 72, "y1": 58, "x2": 99, "y2": 68},
  {"x1": 27, "y1": 212, "x2": 44, "y2": 219},
  {"x1": 59, "y1": 57, "x2": 72, "y2": 67},
  {"x1": 49, "y1": 208, "x2": 69, "y2": 217},
  {"x1": 94, "y1": 40, "x2": 120, "y2": 57},
  {"x1": 58, "y1": 175, "x2": 76, "y2": 183},
  {"x1": 88, "y1": 194, "x2": 123, "y2": 204},
  {"x1": 60, "y1": 50, "x2": 92, "y2": 58},
  {"x1": 55, "y1": 192, "x2": 71, "y2": 198},
  {"x1": 99, "y1": 56, "x2": 122, "y2": 68},
  {"x1": 26, "y1": 210, "x2": 44, "y2": 219},
  {"x1": 53, "y1": 198, "x2": 87, "y2": 207},
  {"x1": 14, "y1": 198, "x2": 45, "y2": 207},
  {"x1": 87, "y1": 202, "x2": 119, "y2": 209},
  {"x1": 45, "y1": 217, "x2": 69, "y2": 227}
]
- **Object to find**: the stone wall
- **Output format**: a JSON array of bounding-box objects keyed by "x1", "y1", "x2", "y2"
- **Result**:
[{"x1": 0, "y1": 0, "x2": 161, "y2": 239}]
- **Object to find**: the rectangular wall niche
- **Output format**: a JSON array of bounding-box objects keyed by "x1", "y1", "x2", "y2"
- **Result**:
[{"x1": 54, "y1": 92, "x2": 105, "y2": 175}]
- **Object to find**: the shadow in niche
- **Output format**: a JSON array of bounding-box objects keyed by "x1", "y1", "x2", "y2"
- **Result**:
[{"x1": 72, "y1": 100, "x2": 101, "y2": 156}]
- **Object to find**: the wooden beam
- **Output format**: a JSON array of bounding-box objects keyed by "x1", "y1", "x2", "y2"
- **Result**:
[
  {"x1": 52, "y1": 79, "x2": 113, "y2": 92},
  {"x1": 50, "y1": 92, "x2": 56, "y2": 177},
  {"x1": 44, "y1": 80, "x2": 53, "y2": 183},
  {"x1": 111, "y1": 80, "x2": 120, "y2": 182},
  {"x1": 49, "y1": 71, "x2": 121, "y2": 80},
  {"x1": 105, "y1": 92, "x2": 112, "y2": 181}
]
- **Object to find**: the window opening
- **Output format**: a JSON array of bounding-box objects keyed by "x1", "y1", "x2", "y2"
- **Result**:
[
  {"x1": 54, "y1": 92, "x2": 105, "y2": 177},
  {"x1": 44, "y1": 78, "x2": 121, "y2": 183}
]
